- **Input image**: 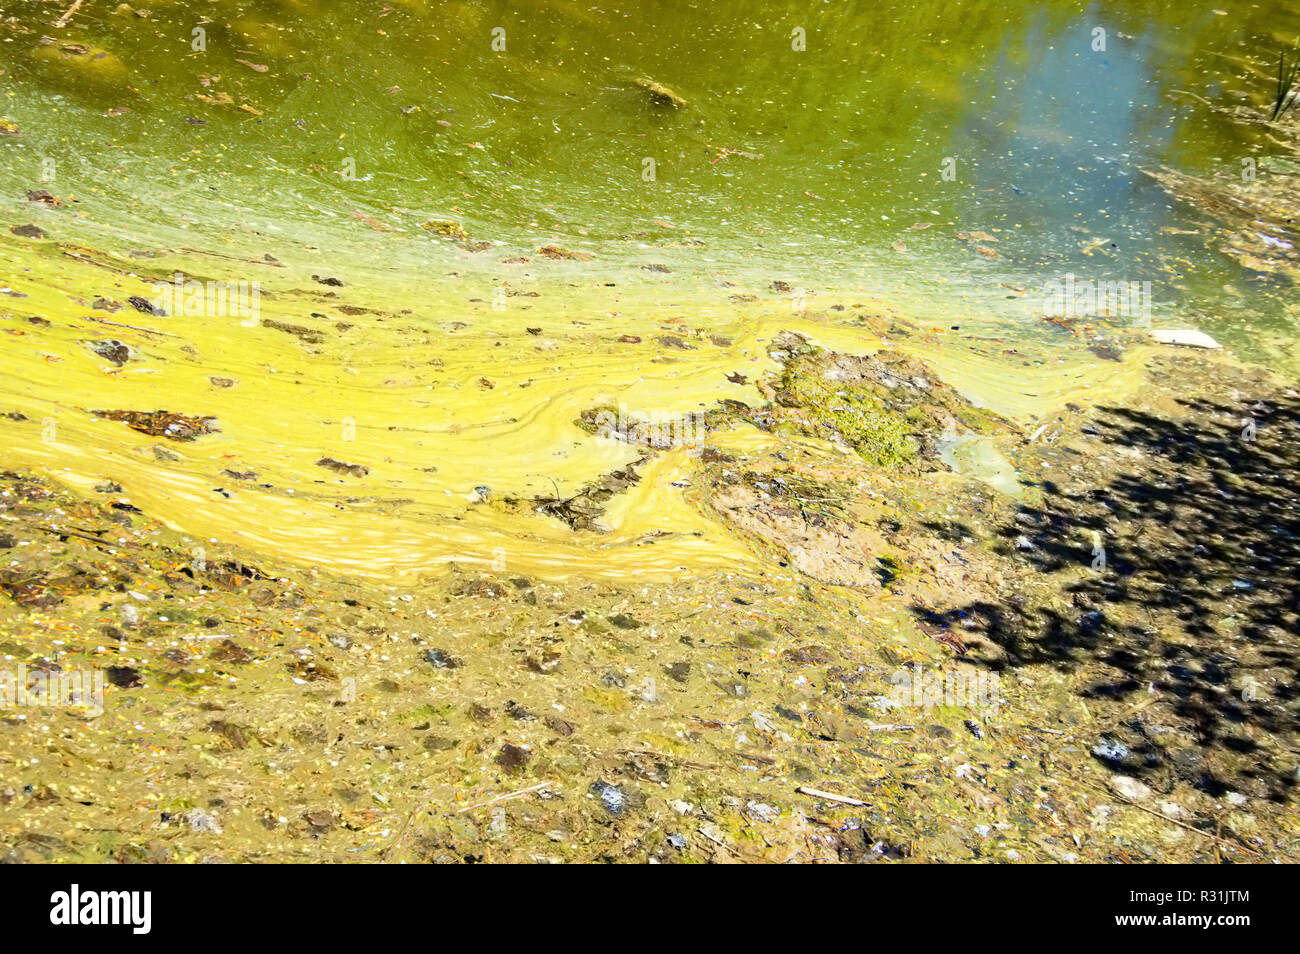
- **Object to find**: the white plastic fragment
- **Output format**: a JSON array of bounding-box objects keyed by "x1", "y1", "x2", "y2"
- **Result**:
[{"x1": 1149, "y1": 329, "x2": 1221, "y2": 349}]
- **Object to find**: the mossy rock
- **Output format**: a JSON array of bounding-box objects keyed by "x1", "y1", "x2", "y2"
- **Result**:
[
  {"x1": 30, "y1": 41, "x2": 129, "y2": 89},
  {"x1": 773, "y1": 344, "x2": 1013, "y2": 469},
  {"x1": 778, "y1": 355, "x2": 917, "y2": 468}
]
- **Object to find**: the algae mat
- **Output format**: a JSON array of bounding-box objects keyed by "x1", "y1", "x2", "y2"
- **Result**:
[{"x1": 1, "y1": 0, "x2": 1298, "y2": 864}]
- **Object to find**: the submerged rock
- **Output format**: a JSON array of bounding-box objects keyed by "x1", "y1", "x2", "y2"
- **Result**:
[
  {"x1": 31, "y1": 40, "x2": 128, "y2": 87},
  {"x1": 454, "y1": 578, "x2": 506, "y2": 598},
  {"x1": 589, "y1": 780, "x2": 629, "y2": 817},
  {"x1": 1091, "y1": 736, "x2": 1131, "y2": 764},
  {"x1": 181, "y1": 808, "x2": 223, "y2": 833},
  {"x1": 425, "y1": 648, "x2": 462, "y2": 669},
  {"x1": 1108, "y1": 775, "x2": 1152, "y2": 802},
  {"x1": 633, "y1": 77, "x2": 687, "y2": 108},
  {"x1": 496, "y1": 743, "x2": 531, "y2": 774}
]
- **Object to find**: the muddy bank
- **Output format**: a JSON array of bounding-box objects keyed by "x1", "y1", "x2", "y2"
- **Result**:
[{"x1": 2, "y1": 335, "x2": 1295, "y2": 863}]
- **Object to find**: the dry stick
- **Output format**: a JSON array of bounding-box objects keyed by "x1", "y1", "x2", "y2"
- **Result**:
[
  {"x1": 384, "y1": 781, "x2": 553, "y2": 861},
  {"x1": 60, "y1": 249, "x2": 139, "y2": 276},
  {"x1": 1026, "y1": 725, "x2": 1068, "y2": 737},
  {"x1": 620, "y1": 747, "x2": 718, "y2": 771},
  {"x1": 54, "y1": 0, "x2": 85, "y2": 28},
  {"x1": 1087, "y1": 783, "x2": 1261, "y2": 857},
  {"x1": 455, "y1": 781, "x2": 552, "y2": 814},
  {"x1": 25, "y1": 523, "x2": 141, "y2": 549},
  {"x1": 1093, "y1": 694, "x2": 1162, "y2": 736},
  {"x1": 383, "y1": 798, "x2": 433, "y2": 862},
  {"x1": 796, "y1": 785, "x2": 867, "y2": 807},
  {"x1": 1169, "y1": 89, "x2": 1215, "y2": 108},
  {"x1": 84, "y1": 316, "x2": 180, "y2": 338}
]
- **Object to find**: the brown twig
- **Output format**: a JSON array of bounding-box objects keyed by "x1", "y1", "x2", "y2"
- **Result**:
[
  {"x1": 1169, "y1": 89, "x2": 1215, "y2": 108},
  {"x1": 83, "y1": 315, "x2": 180, "y2": 338},
  {"x1": 454, "y1": 781, "x2": 552, "y2": 814},
  {"x1": 796, "y1": 785, "x2": 867, "y2": 807},
  {"x1": 25, "y1": 523, "x2": 141, "y2": 549},
  {"x1": 54, "y1": 0, "x2": 85, "y2": 28},
  {"x1": 1086, "y1": 782, "x2": 1261, "y2": 857},
  {"x1": 384, "y1": 780, "x2": 555, "y2": 860}
]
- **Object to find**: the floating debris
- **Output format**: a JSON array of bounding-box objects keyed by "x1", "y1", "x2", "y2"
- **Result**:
[
  {"x1": 85, "y1": 339, "x2": 133, "y2": 366},
  {"x1": 538, "y1": 245, "x2": 593, "y2": 261},
  {"x1": 532, "y1": 461, "x2": 645, "y2": 531},
  {"x1": 127, "y1": 295, "x2": 162, "y2": 315},
  {"x1": 796, "y1": 786, "x2": 866, "y2": 807},
  {"x1": 93, "y1": 409, "x2": 219, "y2": 441},
  {"x1": 421, "y1": 220, "x2": 469, "y2": 240},
  {"x1": 1149, "y1": 328, "x2": 1222, "y2": 349},
  {"x1": 263, "y1": 319, "x2": 324, "y2": 344},
  {"x1": 316, "y1": 457, "x2": 369, "y2": 478}
]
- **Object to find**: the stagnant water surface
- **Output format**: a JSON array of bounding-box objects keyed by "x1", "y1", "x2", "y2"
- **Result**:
[{"x1": 1, "y1": 0, "x2": 1296, "y2": 579}]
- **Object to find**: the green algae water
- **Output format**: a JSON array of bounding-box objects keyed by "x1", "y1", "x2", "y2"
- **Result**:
[
  {"x1": 5, "y1": 0, "x2": 1300, "y2": 307},
  {"x1": 2, "y1": 0, "x2": 1300, "y2": 875},
  {"x1": 1, "y1": 0, "x2": 1298, "y2": 580}
]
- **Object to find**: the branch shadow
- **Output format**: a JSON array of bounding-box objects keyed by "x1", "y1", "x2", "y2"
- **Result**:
[{"x1": 914, "y1": 394, "x2": 1300, "y2": 802}]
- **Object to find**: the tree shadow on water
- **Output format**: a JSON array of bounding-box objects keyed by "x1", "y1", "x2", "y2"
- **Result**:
[{"x1": 915, "y1": 393, "x2": 1300, "y2": 802}]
